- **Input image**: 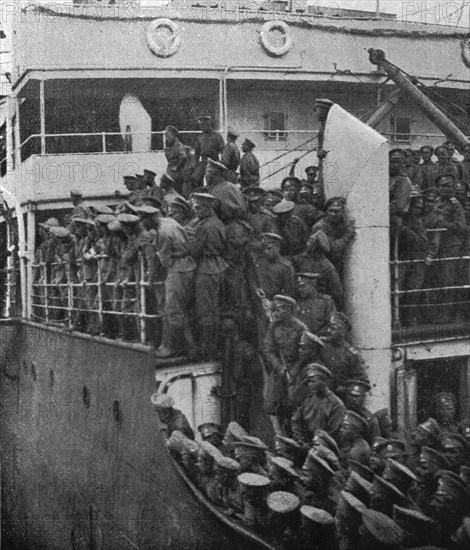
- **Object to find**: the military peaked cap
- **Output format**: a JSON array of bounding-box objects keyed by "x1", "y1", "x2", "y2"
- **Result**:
[
  {"x1": 382, "y1": 459, "x2": 417, "y2": 494},
  {"x1": 343, "y1": 410, "x2": 369, "y2": 437},
  {"x1": 95, "y1": 214, "x2": 116, "y2": 225},
  {"x1": 272, "y1": 199, "x2": 295, "y2": 214},
  {"x1": 314, "y1": 430, "x2": 340, "y2": 456},
  {"x1": 419, "y1": 446, "x2": 450, "y2": 470},
  {"x1": 273, "y1": 294, "x2": 297, "y2": 308},
  {"x1": 304, "y1": 363, "x2": 332, "y2": 379},
  {"x1": 347, "y1": 459, "x2": 375, "y2": 483},
  {"x1": 269, "y1": 456, "x2": 299, "y2": 478},
  {"x1": 215, "y1": 456, "x2": 240, "y2": 472},
  {"x1": 360, "y1": 509, "x2": 404, "y2": 546},
  {"x1": 345, "y1": 471, "x2": 371, "y2": 505},
  {"x1": 267, "y1": 491, "x2": 300, "y2": 514},
  {"x1": 324, "y1": 196, "x2": 346, "y2": 210},
  {"x1": 345, "y1": 379, "x2": 372, "y2": 395},
  {"x1": 198, "y1": 423, "x2": 222, "y2": 439},
  {"x1": 49, "y1": 226, "x2": 70, "y2": 239}
]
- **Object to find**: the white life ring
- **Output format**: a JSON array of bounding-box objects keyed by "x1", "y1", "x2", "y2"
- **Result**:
[
  {"x1": 461, "y1": 36, "x2": 470, "y2": 68},
  {"x1": 147, "y1": 18, "x2": 181, "y2": 58},
  {"x1": 259, "y1": 20, "x2": 293, "y2": 57}
]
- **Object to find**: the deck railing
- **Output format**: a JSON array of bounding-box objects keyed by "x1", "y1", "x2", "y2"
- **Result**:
[
  {"x1": 390, "y1": 228, "x2": 470, "y2": 332},
  {"x1": 30, "y1": 253, "x2": 164, "y2": 345}
]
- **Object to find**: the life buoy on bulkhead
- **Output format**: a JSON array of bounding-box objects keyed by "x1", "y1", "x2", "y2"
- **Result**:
[
  {"x1": 461, "y1": 36, "x2": 470, "y2": 68},
  {"x1": 259, "y1": 20, "x2": 293, "y2": 57},
  {"x1": 147, "y1": 18, "x2": 181, "y2": 58}
]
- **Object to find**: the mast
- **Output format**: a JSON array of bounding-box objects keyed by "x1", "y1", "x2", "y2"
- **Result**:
[{"x1": 368, "y1": 48, "x2": 470, "y2": 149}]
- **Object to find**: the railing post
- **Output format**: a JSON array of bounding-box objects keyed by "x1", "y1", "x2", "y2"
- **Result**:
[
  {"x1": 5, "y1": 225, "x2": 12, "y2": 318},
  {"x1": 44, "y1": 260, "x2": 49, "y2": 323},
  {"x1": 139, "y1": 253, "x2": 146, "y2": 344},
  {"x1": 392, "y1": 235, "x2": 400, "y2": 329},
  {"x1": 102, "y1": 132, "x2": 106, "y2": 153},
  {"x1": 96, "y1": 256, "x2": 104, "y2": 334},
  {"x1": 40, "y1": 79, "x2": 46, "y2": 155},
  {"x1": 66, "y1": 261, "x2": 73, "y2": 329},
  {"x1": 162, "y1": 131, "x2": 166, "y2": 151}
]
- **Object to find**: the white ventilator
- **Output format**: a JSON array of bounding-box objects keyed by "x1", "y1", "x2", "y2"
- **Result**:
[{"x1": 119, "y1": 93, "x2": 152, "y2": 153}]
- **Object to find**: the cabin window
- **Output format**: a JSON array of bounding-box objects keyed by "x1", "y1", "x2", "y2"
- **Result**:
[
  {"x1": 393, "y1": 116, "x2": 411, "y2": 143},
  {"x1": 263, "y1": 112, "x2": 287, "y2": 141}
]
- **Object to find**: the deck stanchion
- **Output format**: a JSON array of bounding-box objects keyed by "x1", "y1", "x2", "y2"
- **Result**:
[
  {"x1": 139, "y1": 253, "x2": 146, "y2": 344},
  {"x1": 66, "y1": 261, "x2": 73, "y2": 329},
  {"x1": 96, "y1": 256, "x2": 104, "y2": 333},
  {"x1": 392, "y1": 235, "x2": 400, "y2": 329},
  {"x1": 44, "y1": 260, "x2": 49, "y2": 323}
]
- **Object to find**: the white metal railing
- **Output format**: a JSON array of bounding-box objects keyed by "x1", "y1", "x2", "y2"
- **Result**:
[
  {"x1": 30, "y1": 253, "x2": 165, "y2": 344},
  {"x1": 390, "y1": 228, "x2": 470, "y2": 329}
]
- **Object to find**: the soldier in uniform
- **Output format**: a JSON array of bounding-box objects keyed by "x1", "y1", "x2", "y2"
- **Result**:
[
  {"x1": 295, "y1": 184, "x2": 325, "y2": 229},
  {"x1": 272, "y1": 199, "x2": 308, "y2": 258},
  {"x1": 311, "y1": 196, "x2": 355, "y2": 276},
  {"x1": 33, "y1": 217, "x2": 59, "y2": 320},
  {"x1": 267, "y1": 456, "x2": 301, "y2": 494},
  {"x1": 293, "y1": 231, "x2": 344, "y2": 309},
  {"x1": 435, "y1": 144, "x2": 462, "y2": 182},
  {"x1": 343, "y1": 380, "x2": 381, "y2": 443},
  {"x1": 295, "y1": 272, "x2": 336, "y2": 334},
  {"x1": 336, "y1": 490, "x2": 367, "y2": 550},
  {"x1": 198, "y1": 423, "x2": 223, "y2": 449},
  {"x1": 190, "y1": 192, "x2": 228, "y2": 360},
  {"x1": 358, "y1": 509, "x2": 404, "y2": 550},
  {"x1": 389, "y1": 149, "x2": 412, "y2": 245},
  {"x1": 291, "y1": 363, "x2": 345, "y2": 444},
  {"x1": 263, "y1": 189, "x2": 283, "y2": 213},
  {"x1": 231, "y1": 436, "x2": 268, "y2": 476},
  {"x1": 368, "y1": 475, "x2": 407, "y2": 517},
  {"x1": 262, "y1": 295, "x2": 308, "y2": 435},
  {"x1": 434, "y1": 391, "x2": 460, "y2": 433},
  {"x1": 221, "y1": 128, "x2": 241, "y2": 184},
  {"x1": 70, "y1": 189, "x2": 92, "y2": 219},
  {"x1": 382, "y1": 459, "x2": 417, "y2": 496},
  {"x1": 301, "y1": 451, "x2": 340, "y2": 515},
  {"x1": 137, "y1": 205, "x2": 197, "y2": 359},
  {"x1": 150, "y1": 393, "x2": 194, "y2": 439},
  {"x1": 168, "y1": 196, "x2": 192, "y2": 227},
  {"x1": 437, "y1": 432, "x2": 467, "y2": 472},
  {"x1": 407, "y1": 417, "x2": 441, "y2": 471},
  {"x1": 164, "y1": 125, "x2": 190, "y2": 194},
  {"x1": 281, "y1": 176, "x2": 301, "y2": 203},
  {"x1": 416, "y1": 145, "x2": 438, "y2": 190},
  {"x1": 121, "y1": 176, "x2": 142, "y2": 208},
  {"x1": 192, "y1": 115, "x2": 225, "y2": 187},
  {"x1": 239, "y1": 138, "x2": 260, "y2": 188},
  {"x1": 338, "y1": 410, "x2": 371, "y2": 466},
  {"x1": 243, "y1": 186, "x2": 277, "y2": 244},
  {"x1": 434, "y1": 172, "x2": 466, "y2": 321},
  {"x1": 204, "y1": 158, "x2": 246, "y2": 223},
  {"x1": 253, "y1": 233, "x2": 295, "y2": 300},
  {"x1": 49, "y1": 226, "x2": 76, "y2": 321},
  {"x1": 319, "y1": 312, "x2": 369, "y2": 396}
]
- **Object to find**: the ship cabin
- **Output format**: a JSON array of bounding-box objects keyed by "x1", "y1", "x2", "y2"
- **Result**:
[{"x1": 1, "y1": 1, "x2": 470, "y2": 438}]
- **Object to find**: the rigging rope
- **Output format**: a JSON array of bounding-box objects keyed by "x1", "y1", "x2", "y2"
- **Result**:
[{"x1": 259, "y1": 135, "x2": 318, "y2": 168}]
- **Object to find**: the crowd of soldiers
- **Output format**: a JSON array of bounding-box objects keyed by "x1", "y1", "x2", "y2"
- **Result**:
[
  {"x1": 153, "y1": 387, "x2": 470, "y2": 550},
  {"x1": 390, "y1": 142, "x2": 470, "y2": 325}
]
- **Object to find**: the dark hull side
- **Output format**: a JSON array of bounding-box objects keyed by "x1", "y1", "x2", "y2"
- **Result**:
[{"x1": 0, "y1": 320, "x2": 260, "y2": 550}]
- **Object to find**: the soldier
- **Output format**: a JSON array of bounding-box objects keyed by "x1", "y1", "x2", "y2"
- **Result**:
[
  {"x1": 114, "y1": 213, "x2": 141, "y2": 341},
  {"x1": 305, "y1": 165, "x2": 319, "y2": 186},
  {"x1": 292, "y1": 231, "x2": 344, "y2": 309},
  {"x1": 434, "y1": 391, "x2": 460, "y2": 433},
  {"x1": 369, "y1": 437, "x2": 387, "y2": 476},
  {"x1": 412, "y1": 446, "x2": 450, "y2": 516},
  {"x1": 343, "y1": 380, "x2": 381, "y2": 443},
  {"x1": 407, "y1": 417, "x2": 441, "y2": 471},
  {"x1": 214, "y1": 455, "x2": 241, "y2": 510},
  {"x1": 312, "y1": 430, "x2": 341, "y2": 472},
  {"x1": 389, "y1": 149, "x2": 412, "y2": 245},
  {"x1": 263, "y1": 189, "x2": 283, "y2": 213},
  {"x1": 291, "y1": 363, "x2": 346, "y2": 444},
  {"x1": 239, "y1": 138, "x2": 260, "y2": 188},
  {"x1": 190, "y1": 192, "x2": 228, "y2": 360},
  {"x1": 121, "y1": 176, "x2": 141, "y2": 208},
  {"x1": 243, "y1": 186, "x2": 277, "y2": 243},
  {"x1": 237, "y1": 472, "x2": 270, "y2": 528},
  {"x1": 70, "y1": 189, "x2": 92, "y2": 219},
  {"x1": 33, "y1": 217, "x2": 60, "y2": 320},
  {"x1": 397, "y1": 189, "x2": 430, "y2": 325},
  {"x1": 373, "y1": 408, "x2": 393, "y2": 439},
  {"x1": 295, "y1": 184, "x2": 325, "y2": 229},
  {"x1": 192, "y1": 115, "x2": 225, "y2": 187},
  {"x1": 160, "y1": 172, "x2": 185, "y2": 213},
  {"x1": 358, "y1": 509, "x2": 404, "y2": 550},
  {"x1": 272, "y1": 199, "x2": 308, "y2": 259},
  {"x1": 141, "y1": 169, "x2": 161, "y2": 201},
  {"x1": 301, "y1": 451, "x2": 340, "y2": 515},
  {"x1": 221, "y1": 127, "x2": 241, "y2": 184},
  {"x1": 375, "y1": 438, "x2": 407, "y2": 465},
  {"x1": 204, "y1": 158, "x2": 246, "y2": 223},
  {"x1": 435, "y1": 144, "x2": 462, "y2": 182},
  {"x1": 382, "y1": 459, "x2": 417, "y2": 496},
  {"x1": 150, "y1": 393, "x2": 194, "y2": 439},
  {"x1": 275, "y1": 435, "x2": 307, "y2": 469},
  {"x1": 343, "y1": 471, "x2": 371, "y2": 506},
  {"x1": 281, "y1": 176, "x2": 301, "y2": 203},
  {"x1": 168, "y1": 196, "x2": 192, "y2": 227},
  {"x1": 197, "y1": 441, "x2": 222, "y2": 498},
  {"x1": 430, "y1": 470, "x2": 468, "y2": 545},
  {"x1": 231, "y1": 436, "x2": 268, "y2": 476},
  {"x1": 267, "y1": 456, "x2": 301, "y2": 494},
  {"x1": 262, "y1": 295, "x2": 308, "y2": 435},
  {"x1": 338, "y1": 410, "x2": 371, "y2": 466},
  {"x1": 347, "y1": 459, "x2": 374, "y2": 483},
  {"x1": 295, "y1": 272, "x2": 336, "y2": 335},
  {"x1": 403, "y1": 148, "x2": 420, "y2": 186},
  {"x1": 253, "y1": 233, "x2": 295, "y2": 300},
  {"x1": 416, "y1": 144, "x2": 438, "y2": 190},
  {"x1": 319, "y1": 312, "x2": 369, "y2": 396},
  {"x1": 393, "y1": 504, "x2": 439, "y2": 548},
  {"x1": 49, "y1": 226, "x2": 76, "y2": 321},
  {"x1": 369, "y1": 475, "x2": 407, "y2": 517},
  {"x1": 434, "y1": 173, "x2": 466, "y2": 321},
  {"x1": 311, "y1": 196, "x2": 355, "y2": 276},
  {"x1": 336, "y1": 490, "x2": 367, "y2": 550},
  {"x1": 137, "y1": 205, "x2": 197, "y2": 359},
  {"x1": 164, "y1": 125, "x2": 189, "y2": 194},
  {"x1": 197, "y1": 423, "x2": 223, "y2": 449},
  {"x1": 437, "y1": 432, "x2": 467, "y2": 472},
  {"x1": 266, "y1": 491, "x2": 301, "y2": 543}
]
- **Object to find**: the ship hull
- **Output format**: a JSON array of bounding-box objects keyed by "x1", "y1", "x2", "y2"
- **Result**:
[{"x1": 0, "y1": 320, "x2": 259, "y2": 550}]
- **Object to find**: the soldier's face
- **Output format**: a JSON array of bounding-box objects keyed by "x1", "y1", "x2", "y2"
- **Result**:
[
  {"x1": 389, "y1": 156, "x2": 404, "y2": 176},
  {"x1": 297, "y1": 279, "x2": 315, "y2": 298},
  {"x1": 436, "y1": 148, "x2": 449, "y2": 163},
  {"x1": 438, "y1": 178, "x2": 454, "y2": 197},
  {"x1": 411, "y1": 426, "x2": 433, "y2": 447},
  {"x1": 165, "y1": 130, "x2": 176, "y2": 146},
  {"x1": 306, "y1": 170, "x2": 317, "y2": 183},
  {"x1": 436, "y1": 400, "x2": 456, "y2": 423},
  {"x1": 370, "y1": 453, "x2": 384, "y2": 474},
  {"x1": 325, "y1": 321, "x2": 346, "y2": 342},
  {"x1": 421, "y1": 149, "x2": 432, "y2": 162},
  {"x1": 345, "y1": 392, "x2": 364, "y2": 412},
  {"x1": 298, "y1": 345, "x2": 314, "y2": 362},
  {"x1": 193, "y1": 202, "x2": 211, "y2": 219},
  {"x1": 327, "y1": 205, "x2": 343, "y2": 224},
  {"x1": 445, "y1": 142, "x2": 456, "y2": 156},
  {"x1": 298, "y1": 191, "x2": 311, "y2": 205},
  {"x1": 264, "y1": 195, "x2": 281, "y2": 211},
  {"x1": 205, "y1": 164, "x2": 218, "y2": 185},
  {"x1": 272, "y1": 302, "x2": 292, "y2": 322},
  {"x1": 283, "y1": 183, "x2": 297, "y2": 202},
  {"x1": 263, "y1": 242, "x2": 280, "y2": 261},
  {"x1": 423, "y1": 197, "x2": 437, "y2": 213},
  {"x1": 168, "y1": 205, "x2": 186, "y2": 223},
  {"x1": 441, "y1": 446, "x2": 463, "y2": 469}
]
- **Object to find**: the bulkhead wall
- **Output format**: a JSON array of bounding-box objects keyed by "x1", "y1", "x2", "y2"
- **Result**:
[{"x1": 0, "y1": 321, "x2": 251, "y2": 550}]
